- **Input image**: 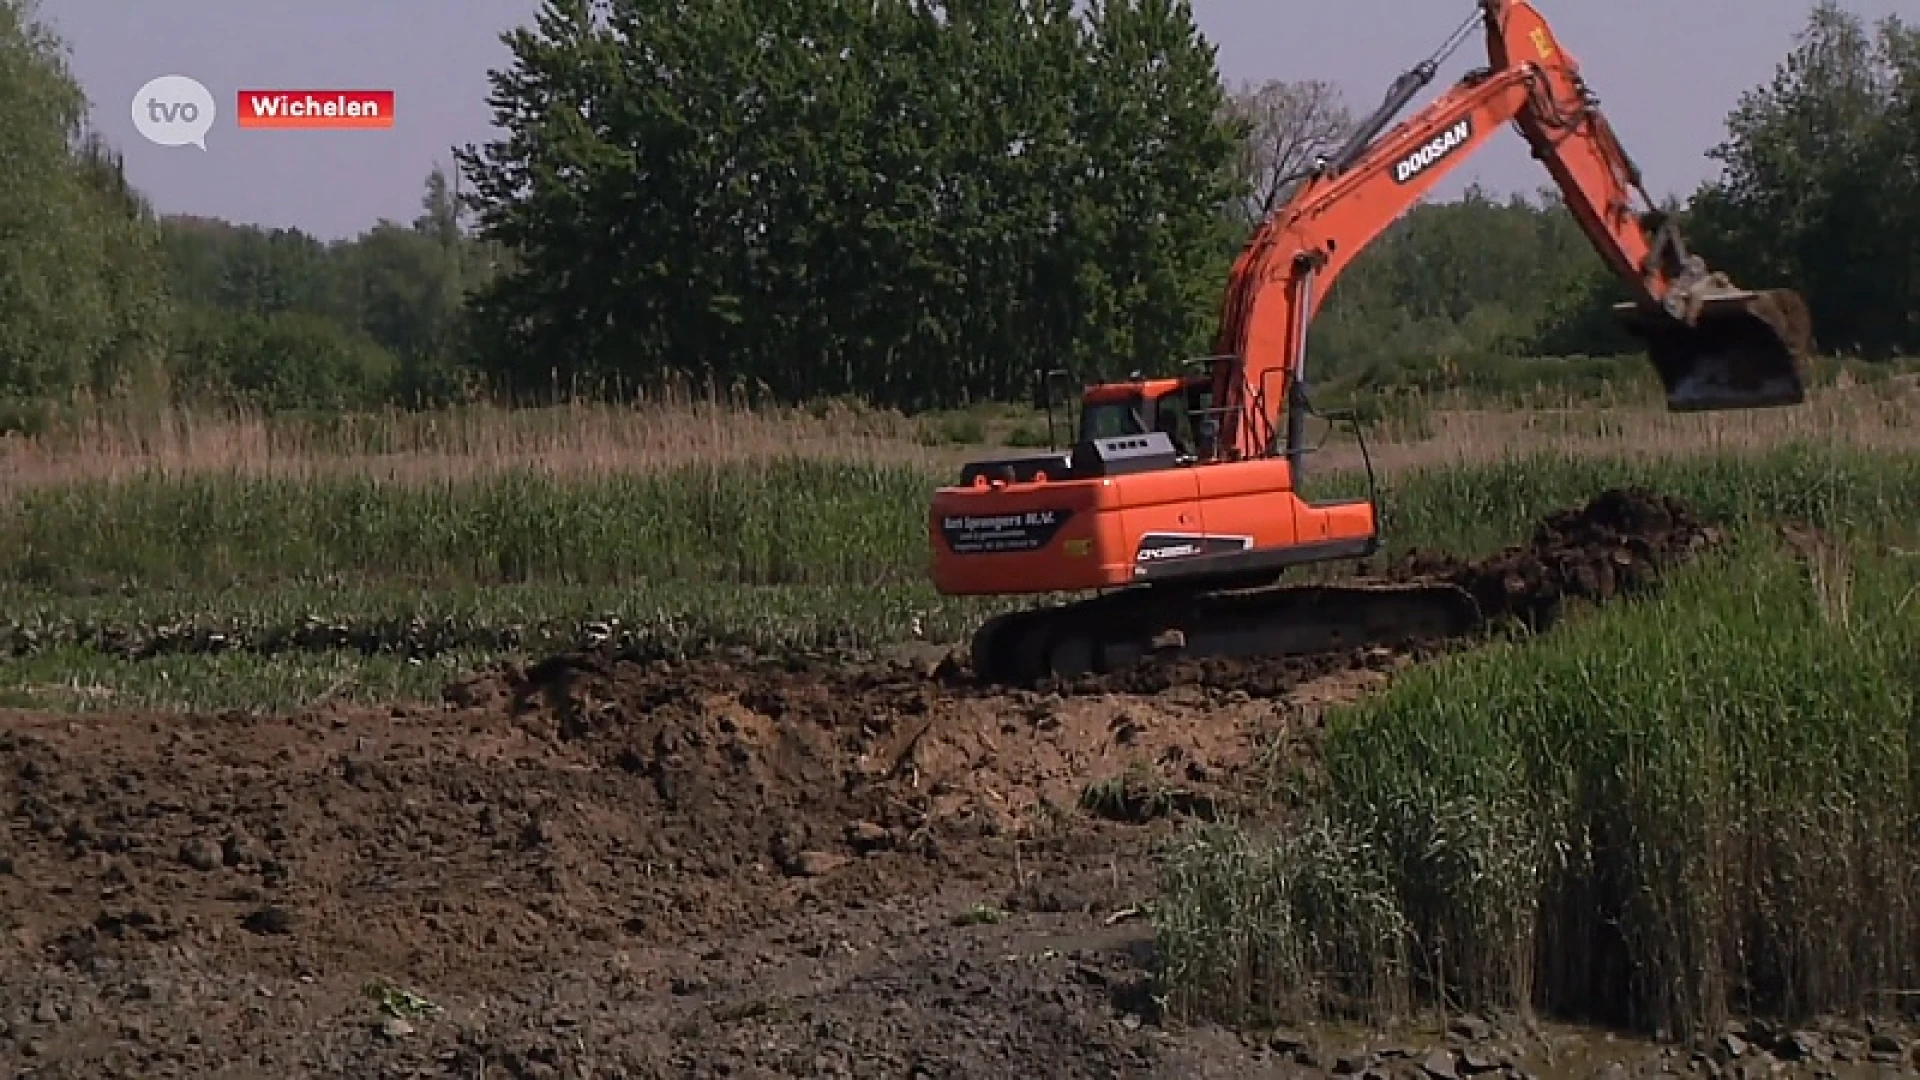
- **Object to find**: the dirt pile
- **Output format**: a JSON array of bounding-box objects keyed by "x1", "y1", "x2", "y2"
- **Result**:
[
  {"x1": 0, "y1": 640, "x2": 1308, "y2": 1071},
  {"x1": 1395, "y1": 485, "x2": 1723, "y2": 631},
  {"x1": 455, "y1": 646, "x2": 1289, "y2": 861},
  {"x1": 481, "y1": 652, "x2": 958, "y2": 883},
  {"x1": 0, "y1": 684, "x2": 1199, "y2": 1077}
]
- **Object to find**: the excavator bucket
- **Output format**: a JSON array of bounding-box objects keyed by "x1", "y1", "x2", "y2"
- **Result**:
[{"x1": 1613, "y1": 286, "x2": 1813, "y2": 413}]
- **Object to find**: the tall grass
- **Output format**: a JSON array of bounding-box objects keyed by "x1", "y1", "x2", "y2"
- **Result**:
[
  {"x1": 3, "y1": 438, "x2": 1914, "y2": 611},
  {"x1": 0, "y1": 459, "x2": 942, "y2": 590},
  {"x1": 0, "y1": 387, "x2": 1019, "y2": 497},
  {"x1": 1373, "y1": 441, "x2": 1920, "y2": 557},
  {"x1": 5, "y1": 423, "x2": 1916, "y2": 594},
  {"x1": 0, "y1": 388, "x2": 952, "y2": 495},
  {"x1": 1155, "y1": 457, "x2": 1920, "y2": 1037}
]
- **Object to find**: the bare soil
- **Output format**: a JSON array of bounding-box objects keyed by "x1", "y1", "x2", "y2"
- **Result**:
[{"x1": 1, "y1": 489, "x2": 1910, "y2": 1078}]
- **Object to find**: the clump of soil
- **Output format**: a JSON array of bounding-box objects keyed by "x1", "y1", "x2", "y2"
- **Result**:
[
  {"x1": 458, "y1": 646, "x2": 1274, "y2": 873},
  {"x1": 1396, "y1": 485, "x2": 1722, "y2": 630}
]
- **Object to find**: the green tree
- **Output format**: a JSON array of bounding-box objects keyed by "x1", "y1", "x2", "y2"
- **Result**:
[
  {"x1": 156, "y1": 164, "x2": 495, "y2": 409},
  {"x1": 455, "y1": 0, "x2": 1243, "y2": 410},
  {"x1": 1068, "y1": 0, "x2": 1244, "y2": 381},
  {"x1": 1687, "y1": 2, "x2": 1918, "y2": 356},
  {"x1": 336, "y1": 167, "x2": 485, "y2": 404},
  {"x1": 1304, "y1": 188, "x2": 1614, "y2": 376},
  {"x1": 0, "y1": 0, "x2": 172, "y2": 412},
  {"x1": 170, "y1": 306, "x2": 393, "y2": 411}
]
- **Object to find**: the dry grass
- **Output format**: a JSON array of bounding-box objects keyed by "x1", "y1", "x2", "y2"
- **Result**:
[
  {"x1": 1333, "y1": 375, "x2": 1920, "y2": 474},
  {"x1": 0, "y1": 386, "x2": 953, "y2": 498},
  {"x1": 1, "y1": 375, "x2": 1914, "y2": 499}
]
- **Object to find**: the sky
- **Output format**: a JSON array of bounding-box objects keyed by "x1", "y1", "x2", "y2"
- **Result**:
[{"x1": 41, "y1": 0, "x2": 1909, "y2": 242}]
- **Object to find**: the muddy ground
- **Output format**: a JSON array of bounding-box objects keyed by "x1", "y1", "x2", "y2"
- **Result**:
[{"x1": 1, "y1": 489, "x2": 1913, "y2": 1078}]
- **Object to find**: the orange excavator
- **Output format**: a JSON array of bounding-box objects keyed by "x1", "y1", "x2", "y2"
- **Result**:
[{"x1": 929, "y1": 0, "x2": 1814, "y2": 685}]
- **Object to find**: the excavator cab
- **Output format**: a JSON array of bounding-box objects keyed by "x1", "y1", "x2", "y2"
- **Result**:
[
  {"x1": 1074, "y1": 378, "x2": 1211, "y2": 457},
  {"x1": 1036, "y1": 368, "x2": 1216, "y2": 459}
]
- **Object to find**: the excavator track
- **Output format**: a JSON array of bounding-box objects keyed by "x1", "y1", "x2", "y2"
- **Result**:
[{"x1": 969, "y1": 576, "x2": 1485, "y2": 687}]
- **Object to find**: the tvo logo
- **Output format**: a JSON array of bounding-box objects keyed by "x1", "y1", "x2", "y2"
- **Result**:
[
  {"x1": 1392, "y1": 118, "x2": 1471, "y2": 184},
  {"x1": 131, "y1": 75, "x2": 216, "y2": 150}
]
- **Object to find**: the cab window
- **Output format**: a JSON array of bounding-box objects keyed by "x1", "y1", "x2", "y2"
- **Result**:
[{"x1": 1078, "y1": 400, "x2": 1144, "y2": 441}]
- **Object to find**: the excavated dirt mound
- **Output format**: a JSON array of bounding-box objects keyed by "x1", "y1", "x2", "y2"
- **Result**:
[
  {"x1": 0, "y1": 656, "x2": 1301, "y2": 1076},
  {"x1": 456, "y1": 647, "x2": 1290, "y2": 868},
  {"x1": 1393, "y1": 485, "x2": 1722, "y2": 629}
]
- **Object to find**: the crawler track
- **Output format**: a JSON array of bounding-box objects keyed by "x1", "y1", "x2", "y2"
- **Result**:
[
  {"x1": 971, "y1": 577, "x2": 1482, "y2": 687},
  {"x1": 970, "y1": 486, "x2": 1723, "y2": 686}
]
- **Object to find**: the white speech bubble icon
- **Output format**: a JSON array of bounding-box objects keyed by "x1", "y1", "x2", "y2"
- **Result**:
[{"x1": 131, "y1": 75, "x2": 216, "y2": 150}]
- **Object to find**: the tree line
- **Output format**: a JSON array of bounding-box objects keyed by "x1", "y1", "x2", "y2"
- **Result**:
[{"x1": 1, "y1": 0, "x2": 1913, "y2": 420}]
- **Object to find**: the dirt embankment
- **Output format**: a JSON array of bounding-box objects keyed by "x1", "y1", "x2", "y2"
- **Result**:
[{"x1": 0, "y1": 487, "x2": 1753, "y2": 1078}]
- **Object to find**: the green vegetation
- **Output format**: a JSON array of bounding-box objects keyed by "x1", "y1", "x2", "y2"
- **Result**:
[
  {"x1": 0, "y1": 453, "x2": 996, "y2": 711},
  {"x1": 0, "y1": 0, "x2": 169, "y2": 411},
  {"x1": 1686, "y1": 5, "x2": 1920, "y2": 358},
  {"x1": 1372, "y1": 442, "x2": 1919, "y2": 557},
  {"x1": 0, "y1": 460, "x2": 938, "y2": 590},
  {"x1": 1155, "y1": 446, "x2": 1920, "y2": 1036},
  {"x1": 5, "y1": 434, "x2": 1914, "y2": 715},
  {"x1": 457, "y1": 0, "x2": 1239, "y2": 408},
  {"x1": 0, "y1": 646, "x2": 484, "y2": 714},
  {"x1": 17, "y1": 436, "x2": 1902, "y2": 598}
]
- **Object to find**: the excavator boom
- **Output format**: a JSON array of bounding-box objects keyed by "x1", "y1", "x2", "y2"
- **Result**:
[
  {"x1": 1211, "y1": 0, "x2": 1811, "y2": 460},
  {"x1": 929, "y1": 0, "x2": 1814, "y2": 687}
]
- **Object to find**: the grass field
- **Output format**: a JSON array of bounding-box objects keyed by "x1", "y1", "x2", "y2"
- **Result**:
[{"x1": 1, "y1": 372, "x2": 1916, "y2": 711}]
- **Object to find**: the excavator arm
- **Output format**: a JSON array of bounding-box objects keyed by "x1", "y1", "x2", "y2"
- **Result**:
[{"x1": 1208, "y1": 0, "x2": 1812, "y2": 462}]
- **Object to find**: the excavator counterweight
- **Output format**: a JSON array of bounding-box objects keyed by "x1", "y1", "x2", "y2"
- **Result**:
[{"x1": 927, "y1": 0, "x2": 1816, "y2": 687}]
